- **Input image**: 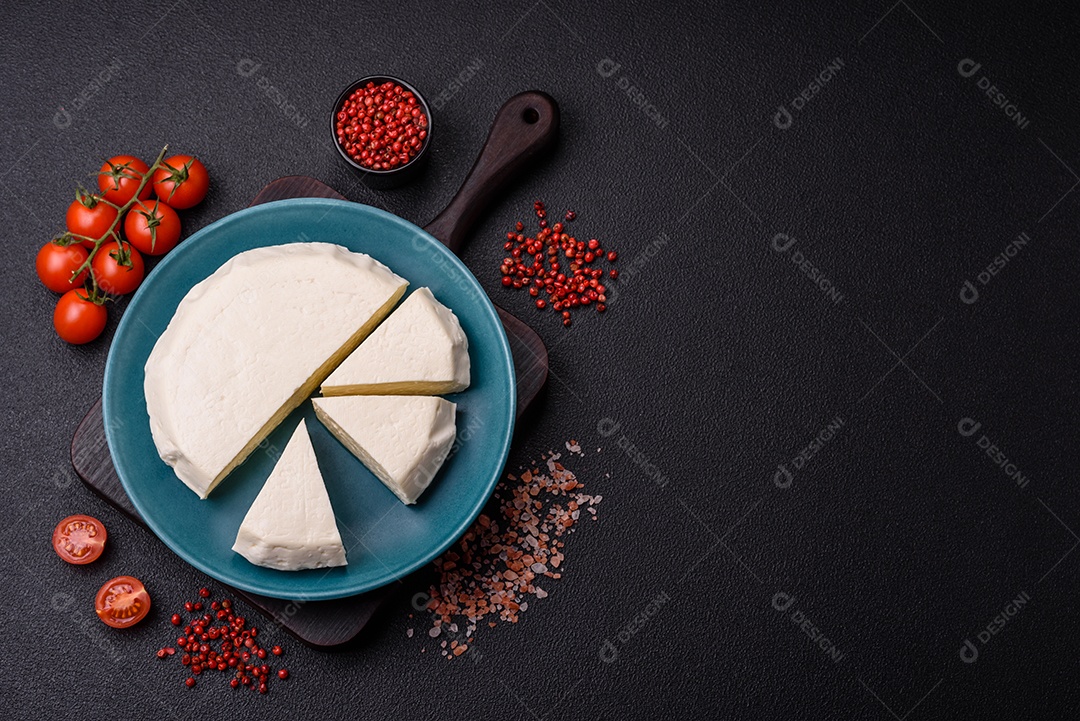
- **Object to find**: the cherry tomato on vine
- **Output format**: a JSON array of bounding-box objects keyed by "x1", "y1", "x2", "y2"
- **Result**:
[
  {"x1": 97, "y1": 155, "x2": 152, "y2": 205},
  {"x1": 124, "y1": 198, "x2": 181, "y2": 256},
  {"x1": 52, "y1": 514, "x2": 107, "y2": 565},
  {"x1": 53, "y1": 290, "x2": 107, "y2": 344},
  {"x1": 152, "y1": 155, "x2": 209, "y2": 209},
  {"x1": 66, "y1": 196, "x2": 118, "y2": 248},
  {"x1": 95, "y1": 576, "x2": 151, "y2": 629},
  {"x1": 92, "y1": 241, "x2": 144, "y2": 295},
  {"x1": 36, "y1": 242, "x2": 89, "y2": 293}
]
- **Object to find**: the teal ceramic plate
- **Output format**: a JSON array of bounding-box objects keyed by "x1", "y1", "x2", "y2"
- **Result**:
[{"x1": 103, "y1": 198, "x2": 516, "y2": 600}]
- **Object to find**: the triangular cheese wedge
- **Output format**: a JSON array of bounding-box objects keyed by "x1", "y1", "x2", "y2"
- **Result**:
[
  {"x1": 312, "y1": 395, "x2": 456, "y2": 504},
  {"x1": 232, "y1": 419, "x2": 347, "y2": 571},
  {"x1": 145, "y1": 243, "x2": 407, "y2": 498},
  {"x1": 321, "y1": 287, "x2": 469, "y2": 396}
]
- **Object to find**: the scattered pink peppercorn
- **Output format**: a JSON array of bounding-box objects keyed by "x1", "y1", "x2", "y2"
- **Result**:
[{"x1": 497, "y1": 202, "x2": 617, "y2": 326}]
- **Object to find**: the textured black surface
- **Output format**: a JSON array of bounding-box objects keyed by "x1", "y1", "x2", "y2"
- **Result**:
[{"x1": 2, "y1": 1, "x2": 1079, "y2": 718}]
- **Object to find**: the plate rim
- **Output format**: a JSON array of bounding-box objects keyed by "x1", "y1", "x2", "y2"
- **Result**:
[{"x1": 102, "y1": 197, "x2": 517, "y2": 600}]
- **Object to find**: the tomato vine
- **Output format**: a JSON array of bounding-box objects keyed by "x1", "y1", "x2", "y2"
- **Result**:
[{"x1": 53, "y1": 145, "x2": 171, "y2": 304}]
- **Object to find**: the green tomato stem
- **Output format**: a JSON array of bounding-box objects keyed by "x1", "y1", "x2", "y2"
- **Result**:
[{"x1": 67, "y1": 144, "x2": 170, "y2": 290}]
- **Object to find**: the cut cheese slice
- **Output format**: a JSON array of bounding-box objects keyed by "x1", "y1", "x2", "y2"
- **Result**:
[
  {"x1": 312, "y1": 395, "x2": 456, "y2": 505},
  {"x1": 321, "y1": 287, "x2": 469, "y2": 396},
  {"x1": 232, "y1": 419, "x2": 347, "y2": 571},
  {"x1": 145, "y1": 242, "x2": 407, "y2": 498}
]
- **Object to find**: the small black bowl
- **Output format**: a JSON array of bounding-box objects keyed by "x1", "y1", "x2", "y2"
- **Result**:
[{"x1": 331, "y1": 75, "x2": 432, "y2": 190}]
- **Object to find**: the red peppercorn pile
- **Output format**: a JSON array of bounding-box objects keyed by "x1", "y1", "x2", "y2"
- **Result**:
[
  {"x1": 335, "y1": 81, "x2": 429, "y2": 170},
  {"x1": 157, "y1": 587, "x2": 289, "y2": 694},
  {"x1": 499, "y1": 202, "x2": 617, "y2": 327}
]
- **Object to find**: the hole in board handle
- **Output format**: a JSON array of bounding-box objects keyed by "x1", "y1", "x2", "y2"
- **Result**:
[{"x1": 522, "y1": 107, "x2": 540, "y2": 124}]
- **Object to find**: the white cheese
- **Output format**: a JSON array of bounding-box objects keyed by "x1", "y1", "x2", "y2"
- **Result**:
[
  {"x1": 145, "y1": 242, "x2": 407, "y2": 498},
  {"x1": 312, "y1": 395, "x2": 456, "y2": 505},
  {"x1": 232, "y1": 419, "x2": 347, "y2": 571},
  {"x1": 321, "y1": 287, "x2": 469, "y2": 396}
]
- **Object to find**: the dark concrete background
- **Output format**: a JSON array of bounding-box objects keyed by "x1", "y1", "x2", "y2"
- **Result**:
[{"x1": 1, "y1": 1, "x2": 1078, "y2": 718}]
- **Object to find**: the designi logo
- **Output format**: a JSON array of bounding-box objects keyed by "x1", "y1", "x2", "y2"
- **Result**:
[
  {"x1": 773, "y1": 57, "x2": 844, "y2": 130},
  {"x1": 773, "y1": 106, "x2": 793, "y2": 130}
]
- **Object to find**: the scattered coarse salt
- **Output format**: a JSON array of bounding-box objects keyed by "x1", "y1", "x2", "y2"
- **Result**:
[
  {"x1": 407, "y1": 628, "x2": 414, "y2": 638},
  {"x1": 415, "y1": 447, "x2": 602, "y2": 658}
]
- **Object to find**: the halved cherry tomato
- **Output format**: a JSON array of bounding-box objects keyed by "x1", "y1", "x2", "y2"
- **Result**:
[
  {"x1": 97, "y1": 155, "x2": 152, "y2": 205},
  {"x1": 92, "y1": 240, "x2": 144, "y2": 295},
  {"x1": 152, "y1": 155, "x2": 209, "y2": 209},
  {"x1": 66, "y1": 196, "x2": 118, "y2": 248},
  {"x1": 36, "y1": 242, "x2": 89, "y2": 293},
  {"x1": 124, "y1": 198, "x2": 181, "y2": 256},
  {"x1": 51, "y1": 514, "x2": 107, "y2": 565},
  {"x1": 95, "y1": 576, "x2": 150, "y2": 629},
  {"x1": 53, "y1": 289, "x2": 107, "y2": 344}
]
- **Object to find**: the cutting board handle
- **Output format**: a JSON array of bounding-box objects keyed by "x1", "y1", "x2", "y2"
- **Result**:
[{"x1": 424, "y1": 91, "x2": 559, "y2": 254}]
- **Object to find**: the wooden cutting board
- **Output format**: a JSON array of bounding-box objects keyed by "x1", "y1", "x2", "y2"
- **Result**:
[{"x1": 70, "y1": 92, "x2": 559, "y2": 648}]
